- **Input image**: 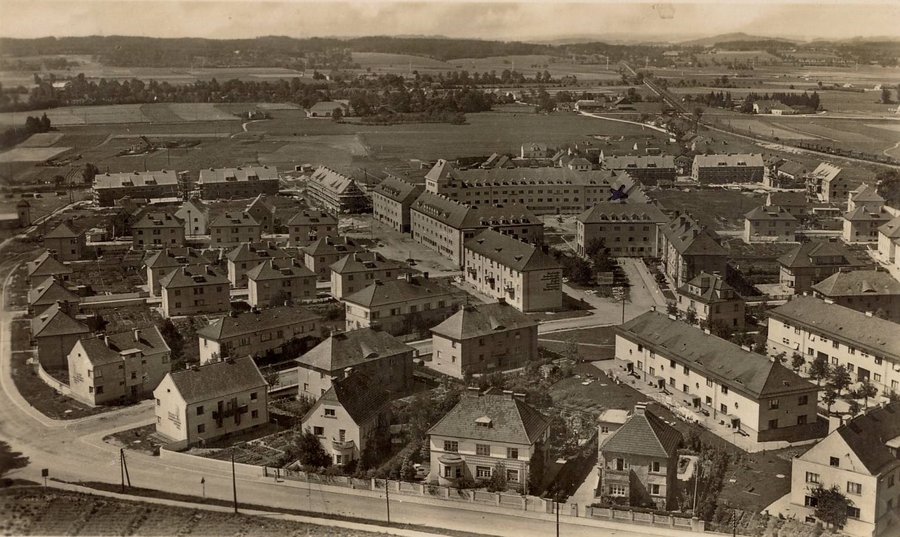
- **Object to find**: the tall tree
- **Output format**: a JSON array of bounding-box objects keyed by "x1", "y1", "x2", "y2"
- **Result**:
[
  {"x1": 822, "y1": 387, "x2": 838, "y2": 417},
  {"x1": 810, "y1": 485, "x2": 851, "y2": 529},
  {"x1": 791, "y1": 352, "x2": 805, "y2": 373},
  {"x1": 855, "y1": 379, "x2": 878, "y2": 409},
  {"x1": 829, "y1": 365, "x2": 852, "y2": 396},
  {"x1": 808, "y1": 354, "x2": 831, "y2": 386}
]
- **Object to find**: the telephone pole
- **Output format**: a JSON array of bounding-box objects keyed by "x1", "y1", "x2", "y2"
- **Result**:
[
  {"x1": 231, "y1": 452, "x2": 238, "y2": 513},
  {"x1": 384, "y1": 478, "x2": 391, "y2": 524}
]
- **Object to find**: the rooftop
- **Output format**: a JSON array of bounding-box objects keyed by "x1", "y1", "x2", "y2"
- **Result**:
[
  {"x1": 343, "y1": 277, "x2": 454, "y2": 308},
  {"x1": 330, "y1": 251, "x2": 403, "y2": 275},
  {"x1": 600, "y1": 405, "x2": 682, "y2": 459},
  {"x1": 246, "y1": 258, "x2": 315, "y2": 281},
  {"x1": 159, "y1": 266, "x2": 229, "y2": 289},
  {"x1": 208, "y1": 211, "x2": 259, "y2": 228},
  {"x1": 197, "y1": 306, "x2": 322, "y2": 341},
  {"x1": 577, "y1": 202, "x2": 667, "y2": 224},
  {"x1": 812, "y1": 270, "x2": 900, "y2": 297},
  {"x1": 165, "y1": 356, "x2": 266, "y2": 404},
  {"x1": 430, "y1": 301, "x2": 538, "y2": 341},
  {"x1": 464, "y1": 229, "x2": 559, "y2": 272},
  {"x1": 830, "y1": 402, "x2": 900, "y2": 475},
  {"x1": 372, "y1": 176, "x2": 425, "y2": 205},
  {"x1": 198, "y1": 166, "x2": 278, "y2": 184},
  {"x1": 297, "y1": 327, "x2": 412, "y2": 373},
  {"x1": 428, "y1": 393, "x2": 550, "y2": 446},
  {"x1": 744, "y1": 206, "x2": 797, "y2": 222},
  {"x1": 777, "y1": 241, "x2": 867, "y2": 269},
  {"x1": 314, "y1": 372, "x2": 393, "y2": 426},
  {"x1": 31, "y1": 302, "x2": 89, "y2": 339},
  {"x1": 76, "y1": 326, "x2": 169, "y2": 367},
  {"x1": 693, "y1": 153, "x2": 765, "y2": 168},
  {"x1": 93, "y1": 170, "x2": 178, "y2": 190}
]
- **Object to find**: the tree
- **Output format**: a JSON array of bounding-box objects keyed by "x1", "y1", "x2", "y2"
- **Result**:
[
  {"x1": 584, "y1": 237, "x2": 607, "y2": 259},
  {"x1": 856, "y1": 378, "x2": 878, "y2": 409},
  {"x1": 822, "y1": 386, "x2": 838, "y2": 417},
  {"x1": 331, "y1": 107, "x2": 343, "y2": 122},
  {"x1": 666, "y1": 301, "x2": 678, "y2": 317},
  {"x1": 808, "y1": 354, "x2": 830, "y2": 386},
  {"x1": 773, "y1": 352, "x2": 787, "y2": 365},
  {"x1": 528, "y1": 448, "x2": 544, "y2": 495},
  {"x1": 847, "y1": 399, "x2": 862, "y2": 417},
  {"x1": 829, "y1": 364, "x2": 851, "y2": 396},
  {"x1": 791, "y1": 352, "x2": 805, "y2": 373},
  {"x1": 692, "y1": 107, "x2": 703, "y2": 133},
  {"x1": 82, "y1": 162, "x2": 99, "y2": 185},
  {"x1": 810, "y1": 484, "x2": 852, "y2": 529},
  {"x1": 685, "y1": 307, "x2": 698, "y2": 325},
  {"x1": 708, "y1": 319, "x2": 733, "y2": 339},
  {"x1": 291, "y1": 430, "x2": 331, "y2": 468},
  {"x1": 400, "y1": 455, "x2": 416, "y2": 481},
  {"x1": 881, "y1": 87, "x2": 893, "y2": 104},
  {"x1": 157, "y1": 318, "x2": 185, "y2": 366},
  {"x1": 487, "y1": 461, "x2": 508, "y2": 492}
]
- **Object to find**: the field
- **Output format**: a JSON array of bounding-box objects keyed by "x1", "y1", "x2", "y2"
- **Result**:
[
  {"x1": 0, "y1": 103, "x2": 246, "y2": 128},
  {"x1": 650, "y1": 189, "x2": 767, "y2": 231},
  {"x1": 0, "y1": 147, "x2": 71, "y2": 163}
]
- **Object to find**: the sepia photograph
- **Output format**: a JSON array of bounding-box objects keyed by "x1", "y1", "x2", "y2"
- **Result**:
[{"x1": 0, "y1": 1, "x2": 899, "y2": 535}]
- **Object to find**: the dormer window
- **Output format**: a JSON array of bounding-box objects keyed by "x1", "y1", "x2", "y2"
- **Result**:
[{"x1": 475, "y1": 416, "x2": 492, "y2": 428}]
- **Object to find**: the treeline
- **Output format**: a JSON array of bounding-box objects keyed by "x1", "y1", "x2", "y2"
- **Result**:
[
  {"x1": 683, "y1": 91, "x2": 735, "y2": 109},
  {"x1": 0, "y1": 113, "x2": 52, "y2": 149},
  {"x1": 741, "y1": 91, "x2": 821, "y2": 112},
  {"x1": 348, "y1": 87, "x2": 494, "y2": 117}
]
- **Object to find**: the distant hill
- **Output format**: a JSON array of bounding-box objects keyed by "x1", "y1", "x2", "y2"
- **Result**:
[{"x1": 679, "y1": 33, "x2": 798, "y2": 47}]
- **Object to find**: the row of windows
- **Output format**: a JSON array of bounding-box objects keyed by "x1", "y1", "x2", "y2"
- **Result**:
[{"x1": 442, "y1": 441, "x2": 519, "y2": 459}]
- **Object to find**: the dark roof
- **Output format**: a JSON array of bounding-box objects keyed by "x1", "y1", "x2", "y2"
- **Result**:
[
  {"x1": 198, "y1": 166, "x2": 277, "y2": 184},
  {"x1": 619, "y1": 311, "x2": 815, "y2": 399},
  {"x1": 144, "y1": 248, "x2": 215, "y2": 270},
  {"x1": 317, "y1": 372, "x2": 393, "y2": 425},
  {"x1": 246, "y1": 259, "x2": 315, "y2": 281},
  {"x1": 372, "y1": 177, "x2": 425, "y2": 205},
  {"x1": 44, "y1": 222, "x2": 82, "y2": 239},
  {"x1": 343, "y1": 278, "x2": 454, "y2": 308},
  {"x1": 693, "y1": 154, "x2": 764, "y2": 168},
  {"x1": 849, "y1": 183, "x2": 884, "y2": 203},
  {"x1": 167, "y1": 356, "x2": 266, "y2": 404},
  {"x1": 286, "y1": 209, "x2": 338, "y2": 227},
  {"x1": 132, "y1": 210, "x2": 183, "y2": 229},
  {"x1": 677, "y1": 272, "x2": 740, "y2": 304},
  {"x1": 601, "y1": 155, "x2": 676, "y2": 170},
  {"x1": 302, "y1": 236, "x2": 362, "y2": 257},
  {"x1": 225, "y1": 242, "x2": 295, "y2": 263},
  {"x1": 431, "y1": 302, "x2": 537, "y2": 340},
  {"x1": 843, "y1": 207, "x2": 890, "y2": 222},
  {"x1": 208, "y1": 211, "x2": 259, "y2": 228},
  {"x1": 767, "y1": 191, "x2": 807, "y2": 207},
  {"x1": 812, "y1": 270, "x2": 900, "y2": 297},
  {"x1": 428, "y1": 393, "x2": 550, "y2": 446},
  {"x1": 27, "y1": 251, "x2": 71, "y2": 278},
  {"x1": 27, "y1": 277, "x2": 79, "y2": 305},
  {"x1": 577, "y1": 202, "x2": 667, "y2": 224},
  {"x1": 777, "y1": 241, "x2": 867, "y2": 269},
  {"x1": 832, "y1": 402, "x2": 900, "y2": 475},
  {"x1": 880, "y1": 216, "x2": 900, "y2": 239},
  {"x1": 464, "y1": 229, "x2": 560, "y2": 272},
  {"x1": 745, "y1": 206, "x2": 797, "y2": 221},
  {"x1": 31, "y1": 303, "x2": 89, "y2": 339},
  {"x1": 197, "y1": 306, "x2": 321, "y2": 341},
  {"x1": 159, "y1": 266, "x2": 229, "y2": 289},
  {"x1": 662, "y1": 214, "x2": 727, "y2": 257},
  {"x1": 297, "y1": 328, "x2": 412, "y2": 373},
  {"x1": 776, "y1": 161, "x2": 808, "y2": 177},
  {"x1": 330, "y1": 252, "x2": 403, "y2": 275},
  {"x1": 77, "y1": 326, "x2": 169, "y2": 366},
  {"x1": 411, "y1": 191, "x2": 540, "y2": 230},
  {"x1": 600, "y1": 406, "x2": 682, "y2": 459}
]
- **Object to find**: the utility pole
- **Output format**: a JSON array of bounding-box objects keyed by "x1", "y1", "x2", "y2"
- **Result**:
[
  {"x1": 201, "y1": 477, "x2": 205, "y2": 499},
  {"x1": 231, "y1": 452, "x2": 238, "y2": 514},
  {"x1": 555, "y1": 495, "x2": 560, "y2": 537},
  {"x1": 385, "y1": 478, "x2": 391, "y2": 524},
  {"x1": 621, "y1": 290, "x2": 626, "y2": 324}
]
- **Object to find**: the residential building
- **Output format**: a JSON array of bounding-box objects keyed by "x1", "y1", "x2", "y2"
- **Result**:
[
  {"x1": 429, "y1": 301, "x2": 539, "y2": 379},
  {"x1": 174, "y1": 198, "x2": 209, "y2": 237},
  {"x1": 463, "y1": 229, "x2": 562, "y2": 312},
  {"x1": 576, "y1": 202, "x2": 668, "y2": 257},
  {"x1": 743, "y1": 206, "x2": 798, "y2": 243},
  {"x1": 30, "y1": 302, "x2": 90, "y2": 370},
  {"x1": 618, "y1": 311, "x2": 821, "y2": 442},
  {"x1": 143, "y1": 247, "x2": 215, "y2": 296},
  {"x1": 422, "y1": 159, "x2": 648, "y2": 215},
  {"x1": 675, "y1": 272, "x2": 745, "y2": 331},
  {"x1": 296, "y1": 327, "x2": 414, "y2": 400},
  {"x1": 371, "y1": 176, "x2": 425, "y2": 232},
  {"x1": 197, "y1": 166, "x2": 280, "y2": 200},
  {"x1": 428, "y1": 392, "x2": 551, "y2": 492},
  {"x1": 208, "y1": 211, "x2": 261, "y2": 247},
  {"x1": 808, "y1": 162, "x2": 874, "y2": 203},
  {"x1": 410, "y1": 191, "x2": 544, "y2": 267},
  {"x1": 302, "y1": 236, "x2": 363, "y2": 280},
  {"x1": 598, "y1": 404, "x2": 682, "y2": 510},
  {"x1": 842, "y1": 185, "x2": 891, "y2": 244},
  {"x1": 786, "y1": 402, "x2": 900, "y2": 537},
  {"x1": 153, "y1": 356, "x2": 268, "y2": 450},
  {"x1": 766, "y1": 191, "x2": 809, "y2": 217},
  {"x1": 197, "y1": 306, "x2": 322, "y2": 364},
  {"x1": 691, "y1": 154, "x2": 765, "y2": 184},
  {"x1": 599, "y1": 155, "x2": 677, "y2": 185},
  {"x1": 778, "y1": 241, "x2": 872, "y2": 293},
  {"x1": 93, "y1": 170, "x2": 180, "y2": 207},
  {"x1": 659, "y1": 213, "x2": 729, "y2": 287},
  {"x1": 159, "y1": 266, "x2": 230, "y2": 318},
  {"x1": 520, "y1": 143, "x2": 554, "y2": 159},
  {"x1": 753, "y1": 101, "x2": 798, "y2": 115},
  {"x1": 225, "y1": 241, "x2": 294, "y2": 288},
  {"x1": 245, "y1": 194, "x2": 277, "y2": 233},
  {"x1": 246, "y1": 258, "x2": 317, "y2": 308},
  {"x1": 767, "y1": 296, "x2": 900, "y2": 397},
  {"x1": 811, "y1": 270, "x2": 900, "y2": 322},
  {"x1": 27, "y1": 277, "x2": 79, "y2": 313},
  {"x1": 287, "y1": 209, "x2": 338, "y2": 246},
  {"x1": 877, "y1": 216, "x2": 900, "y2": 269},
  {"x1": 26, "y1": 251, "x2": 71, "y2": 285},
  {"x1": 132, "y1": 210, "x2": 185, "y2": 250},
  {"x1": 302, "y1": 372, "x2": 392, "y2": 466},
  {"x1": 67, "y1": 326, "x2": 170, "y2": 406},
  {"x1": 306, "y1": 100, "x2": 350, "y2": 118},
  {"x1": 305, "y1": 166, "x2": 369, "y2": 214},
  {"x1": 43, "y1": 222, "x2": 85, "y2": 261},
  {"x1": 329, "y1": 252, "x2": 403, "y2": 300},
  {"x1": 343, "y1": 276, "x2": 458, "y2": 335}
]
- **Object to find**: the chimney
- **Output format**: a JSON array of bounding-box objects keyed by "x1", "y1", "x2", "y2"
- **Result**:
[
  {"x1": 103, "y1": 335, "x2": 110, "y2": 347},
  {"x1": 423, "y1": 271, "x2": 429, "y2": 279},
  {"x1": 634, "y1": 403, "x2": 647, "y2": 415},
  {"x1": 650, "y1": 306, "x2": 655, "y2": 312},
  {"x1": 497, "y1": 297, "x2": 506, "y2": 305},
  {"x1": 404, "y1": 272, "x2": 413, "y2": 283},
  {"x1": 133, "y1": 329, "x2": 141, "y2": 342},
  {"x1": 865, "y1": 311, "x2": 873, "y2": 317},
  {"x1": 513, "y1": 392, "x2": 527, "y2": 401},
  {"x1": 344, "y1": 367, "x2": 353, "y2": 378}
]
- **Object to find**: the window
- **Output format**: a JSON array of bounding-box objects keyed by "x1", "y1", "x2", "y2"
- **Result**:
[
  {"x1": 196, "y1": 406, "x2": 204, "y2": 416},
  {"x1": 847, "y1": 506, "x2": 861, "y2": 520},
  {"x1": 197, "y1": 424, "x2": 205, "y2": 434},
  {"x1": 507, "y1": 448, "x2": 519, "y2": 459},
  {"x1": 797, "y1": 415, "x2": 808, "y2": 425},
  {"x1": 847, "y1": 482, "x2": 862, "y2": 495},
  {"x1": 476, "y1": 444, "x2": 490, "y2": 456},
  {"x1": 251, "y1": 410, "x2": 258, "y2": 419},
  {"x1": 250, "y1": 392, "x2": 258, "y2": 401},
  {"x1": 324, "y1": 408, "x2": 336, "y2": 417},
  {"x1": 600, "y1": 426, "x2": 609, "y2": 434},
  {"x1": 768, "y1": 419, "x2": 778, "y2": 429},
  {"x1": 721, "y1": 386, "x2": 729, "y2": 394},
  {"x1": 804, "y1": 496, "x2": 818, "y2": 508},
  {"x1": 720, "y1": 404, "x2": 728, "y2": 414},
  {"x1": 476, "y1": 466, "x2": 492, "y2": 478},
  {"x1": 614, "y1": 458, "x2": 629, "y2": 471},
  {"x1": 805, "y1": 472, "x2": 820, "y2": 484},
  {"x1": 829, "y1": 457, "x2": 840, "y2": 467},
  {"x1": 798, "y1": 395, "x2": 808, "y2": 406},
  {"x1": 769, "y1": 399, "x2": 780, "y2": 410},
  {"x1": 651, "y1": 461, "x2": 661, "y2": 473},
  {"x1": 650, "y1": 484, "x2": 661, "y2": 495},
  {"x1": 609, "y1": 484, "x2": 627, "y2": 496},
  {"x1": 506, "y1": 469, "x2": 519, "y2": 482},
  {"x1": 313, "y1": 426, "x2": 324, "y2": 436},
  {"x1": 444, "y1": 441, "x2": 459, "y2": 452}
]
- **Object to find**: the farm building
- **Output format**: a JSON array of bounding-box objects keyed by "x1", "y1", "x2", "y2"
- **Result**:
[{"x1": 306, "y1": 100, "x2": 350, "y2": 118}]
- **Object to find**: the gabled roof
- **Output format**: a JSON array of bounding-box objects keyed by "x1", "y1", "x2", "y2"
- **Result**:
[
  {"x1": 144, "y1": 248, "x2": 216, "y2": 270},
  {"x1": 693, "y1": 153, "x2": 764, "y2": 168},
  {"x1": 662, "y1": 214, "x2": 727, "y2": 257},
  {"x1": 832, "y1": 402, "x2": 900, "y2": 475},
  {"x1": 225, "y1": 242, "x2": 293, "y2": 263},
  {"x1": 301, "y1": 236, "x2": 361, "y2": 257},
  {"x1": 198, "y1": 166, "x2": 278, "y2": 184},
  {"x1": 843, "y1": 207, "x2": 890, "y2": 222},
  {"x1": 159, "y1": 266, "x2": 229, "y2": 289},
  {"x1": 93, "y1": 170, "x2": 178, "y2": 189},
  {"x1": 777, "y1": 241, "x2": 866, "y2": 269},
  {"x1": 132, "y1": 210, "x2": 184, "y2": 229},
  {"x1": 812, "y1": 270, "x2": 900, "y2": 297},
  {"x1": 247, "y1": 194, "x2": 276, "y2": 214},
  {"x1": 329, "y1": 252, "x2": 402, "y2": 275},
  {"x1": 577, "y1": 202, "x2": 667, "y2": 224},
  {"x1": 30, "y1": 302, "x2": 89, "y2": 339},
  {"x1": 372, "y1": 177, "x2": 425, "y2": 205},
  {"x1": 315, "y1": 372, "x2": 393, "y2": 425},
  {"x1": 197, "y1": 306, "x2": 322, "y2": 341},
  {"x1": 600, "y1": 406, "x2": 682, "y2": 459},
  {"x1": 776, "y1": 161, "x2": 808, "y2": 177},
  {"x1": 601, "y1": 155, "x2": 676, "y2": 170},
  {"x1": 849, "y1": 183, "x2": 884, "y2": 204},
  {"x1": 745, "y1": 205, "x2": 797, "y2": 221},
  {"x1": 297, "y1": 328, "x2": 412, "y2": 373},
  {"x1": 430, "y1": 302, "x2": 537, "y2": 341},
  {"x1": 27, "y1": 251, "x2": 71, "y2": 278},
  {"x1": 464, "y1": 229, "x2": 560, "y2": 272},
  {"x1": 76, "y1": 325, "x2": 169, "y2": 366},
  {"x1": 208, "y1": 211, "x2": 259, "y2": 228},
  {"x1": 27, "y1": 277, "x2": 79, "y2": 306},
  {"x1": 44, "y1": 222, "x2": 82, "y2": 239},
  {"x1": 766, "y1": 191, "x2": 807, "y2": 207},
  {"x1": 879, "y1": 216, "x2": 900, "y2": 239},
  {"x1": 308, "y1": 166, "x2": 362, "y2": 196},
  {"x1": 286, "y1": 209, "x2": 338, "y2": 227},
  {"x1": 411, "y1": 191, "x2": 541, "y2": 230},
  {"x1": 246, "y1": 259, "x2": 314, "y2": 282},
  {"x1": 428, "y1": 393, "x2": 550, "y2": 446},
  {"x1": 343, "y1": 277, "x2": 454, "y2": 308},
  {"x1": 619, "y1": 311, "x2": 815, "y2": 399},
  {"x1": 165, "y1": 356, "x2": 266, "y2": 404},
  {"x1": 677, "y1": 272, "x2": 739, "y2": 304}
]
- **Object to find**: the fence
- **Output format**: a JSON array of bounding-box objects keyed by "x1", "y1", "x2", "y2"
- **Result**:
[
  {"x1": 586, "y1": 505, "x2": 704, "y2": 532},
  {"x1": 34, "y1": 360, "x2": 71, "y2": 396}
]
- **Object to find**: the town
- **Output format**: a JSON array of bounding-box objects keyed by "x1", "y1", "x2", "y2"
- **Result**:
[{"x1": 1, "y1": 6, "x2": 900, "y2": 537}]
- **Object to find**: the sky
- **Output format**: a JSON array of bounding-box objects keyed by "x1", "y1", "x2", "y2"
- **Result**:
[{"x1": 0, "y1": 1, "x2": 898, "y2": 43}]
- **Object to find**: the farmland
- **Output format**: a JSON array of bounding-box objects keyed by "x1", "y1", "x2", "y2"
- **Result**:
[{"x1": 0, "y1": 103, "x2": 246, "y2": 128}]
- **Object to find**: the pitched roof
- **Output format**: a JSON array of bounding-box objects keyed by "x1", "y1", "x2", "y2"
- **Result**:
[
  {"x1": 225, "y1": 242, "x2": 294, "y2": 263},
  {"x1": 44, "y1": 222, "x2": 82, "y2": 239},
  {"x1": 316, "y1": 372, "x2": 393, "y2": 425},
  {"x1": 411, "y1": 191, "x2": 541, "y2": 230},
  {"x1": 26, "y1": 251, "x2": 71, "y2": 278},
  {"x1": 297, "y1": 328, "x2": 412, "y2": 373},
  {"x1": 662, "y1": 214, "x2": 727, "y2": 257},
  {"x1": 812, "y1": 270, "x2": 900, "y2": 297},
  {"x1": 577, "y1": 202, "x2": 667, "y2": 224},
  {"x1": 619, "y1": 311, "x2": 815, "y2": 399},
  {"x1": 30, "y1": 302, "x2": 89, "y2": 339},
  {"x1": 437, "y1": 164, "x2": 632, "y2": 189},
  {"x1": 308, "y1": 166, "x2": 361, "y2": 195},
  {"x1": 93, "y1": 170, "x2": 178, "y2": 189},
  {"x1": 600, "y1": 406, "x2": 682, "y2": 458},
  {"x1": 428, "y1": 393, "x2": 550, "y2": 446},
  {"x1": 144, "y1": 248, "x2": 216, "y2": 270},
  {"x1": 811, "y1": 162, "x2": 873, "y2": 185},
  {"x1": 166, "y1": 356, "x2": 266, "y2": 404},
  {"x1": 301, "y1": 236, "x2": 361, "y2": 257},
  {"x1": 329, "y1": 252, "x2": 403, "y2": 275},
  {"x1": 843, "y1": 207, "x2": 890, "y2": 222},
  {"x1": 286, "y1": 209, "x2": 338, "y2": 227},
  {"x1": 27, "y1": 277, "x2": 79, "y2": 306},
  {"x1": 766, "y1": 191, "x2": 807, "y2": 207},
  {"x1": 777, "y1": 241, "x2": 867, "y2": 269},
  {"x1": 849, "y1": 183, "x2": 884, "y2": 203},
  {"x1": 198, "y1": 166, "x2": 278, "y2": 184},
  {"x1": 464, "y1": 229, "x2": 560, "y2": 272},
  {"x1": 677, "y1": 272, "x2": 739, "y2": 303},
  {"x1": 197, "y1": 306, "x2": 322, "y2": 341},
  {"x1": 430, "y1": 302, "x2": 537, "y2": 340},
  {"x1": 208, "y1": 211, "x2": 259, "y2": 228},
  {"x1": 768, "y1": 296, "x2": 900, "y2": 360},
  {"x1": 132, "y1": 210, "x2": 184, "y2": 229},
  {"x1": 601, "y1": 155, "x2": 676, "y2": 170},
  {"x1": 372, "y1": 177, "x2": 425, "y2": 205},
  {"x1": 832, "y1": 402, "x2": 900, "y2": 475},
  {"x1": 76, "y1": 326, "x2": 169, "y2": 366},
  {"x1": 879, "y1": 216, "x2": 900, "y2": 239},
  {"x1": 343, "y1": 277, "x2": 454, "y2": 308},
  {"x1": 247, "y1": 194, "x2": 276, "y2": 213},
  {"x1": 693, "y1": 153, "x2": 765, "y2": 168},
  {"x1": 159, "y1": 266, "x2": 229, "y2": 289},
  {"x1": 745, "y1": 205, "x2": 797, "y2": 221},
  {"x1": 246, "y1": 259, "x2": 314, "y2": 281}
]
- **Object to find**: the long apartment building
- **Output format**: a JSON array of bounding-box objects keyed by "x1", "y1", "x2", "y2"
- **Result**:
[
  {"x1": 92, "y1": 170, "x2": 181, "y2": 206},
  {"x1": 305, "y1": 166, "x2": 369, "y2": 214},
  {"x1": 197, "y1": 166, "x2": 280, "y2": 200},
  {"x1": 197, "y1": 306, "x2": 322, "y2": 364},
  {"x1": 618, "y1": 310, "x2": 821, "y2": 443},
  {"x1": 691, "y1": 154, "x2": 765, "y2": 184},
  {"x1": 372, "y1": 176, "x2": 425, "y2": 232},
  {"x1": 576, "y1": 202, "x2": 668, "y2": 257},
  {"x1": 767, "y1": 296, "x2": 900, "y2": 397},
  {"x1": 423, "y1": 159, "x2": 647, "y2": 215},
  {"x1": 410, "y1": 191, "x2": 543, "y2": 267},
  {"x1": 599, "y1": 155, "x2": 677, "y2": 185}
]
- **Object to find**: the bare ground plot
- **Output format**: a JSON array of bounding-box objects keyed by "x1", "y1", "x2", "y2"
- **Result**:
[
  {"x1": 0, "y1": 146, "x2": 72, "y2": 163},
  {"x1": 760, "y1": 118, "x2": 900, "y2": 156},
  {"x1": 17, "y1": 132, "x2": 65, "y2": 147},
  {"x1": 650, "y1": 189, "x2": 766, "y2": 231}
]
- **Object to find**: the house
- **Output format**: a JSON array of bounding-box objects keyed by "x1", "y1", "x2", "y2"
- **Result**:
[
  {"x1": 330, "y1": 252, "x2": 403, "y2": 300},
  {"x1": 410, "y1": 191, "x2": 544, "y2": 267},
  {"x1": 225, "y1": 241, "x2": 295, "y2": 288},
  {"x1": 599, "y1": 155, "x2": 677, "y2": 185},
  {"x1": 245, "y1": 194, "x2": 278, "y2": 233},
  {"x1": 753, "y1": 100, "x2": 798, "y2": 115},
  {"x1": 67, "y1": 326, "x2": 170, "y2": 406},
  {"x1": 598, "y1": 404, "x2": 682, "y2": 510},
  {"x1": 691, "y1": 154, "x2": 765, "y2": 184},
  {"x1": 153, "y1": 356, "x2": 268, "y2": 450},
  {"x1": 296, "y1": 327, "x2": 414, "y2": 400},
  {"x1": 463, "y1": 229, "x2": 562, "y2": 312},
  {"x1": 143, "y1": 247, "x2": 215, "y2": 296},
  {"x1": 306, "y1": 100, "x2": 350, "y2": 118},
  {"x1": 808, "y1": 163, "x2": 874, "y2": 203},
  {"x1": 27, "y1": 277, "x2": 79, "y2": 314},
  {"x1": 811, "y1": 270, "x2": 900, "y2": 323},
  {"x1": 428, "y1": 392, "x2": 551, "y2": 492},
  {"x1": 26, "y1": 250, "x2": 72, "y2": 285},
  {"x1": 302, "y1": 236, "x2": 363, "y2": 281},
  {"x1": 766, "y1": 191, "x2": 809, "y2": 217},
  {"x1": 301, "y1": 372, "x2": 392, "y2": 467},
  {"x1": 429, "y1": 301, "x2": 539, "y2": 379},
  {"x1": 132, "y1": 210, "x2": 185, "y2": 250},
  {"x1": 197, "y1": 306, "x2": 322, "y2": 364},
  {"x1": 305, "y1": 166, "x2": 369, "y2": 214},
  {"x1": 842, "y1": 184, "x2": 891, "y2": 244},
  {"x1": 174, "y1": 198, "x2": 209, "y2": 237},
  {"x1": 287, "y1": 209, "x2": 338, "y2": 246},
  {"x1": 767, "y1": 296, "x2": 900, "y2": 397},
  {"x1": 520, "y1": 143, "x2": 554, "y2": 159},
  {"x1": 785, "y1": 402, "x2": 900, "y2": 537},
  {"x1": 659, "y1": 213, "x2": 729, "y2": 287},
  {"x1": 777, "y1": 241, "x2": 872, "y2": 293},
  {"x1": 343, "y1": 276, "x2": 458, "y2": 336},
  {"x1": 574, "y1": 99, "x2": 606, "y2": 112},
  {"x1": 576, "y1": 202, "x2": 668, "y2": 257},
  {"x1": 877, "y1": 216, "x2": 900, "y2": 269},
  {"x1": 197, "y1": 166, "x2": 279, "y2": 200},
  {"x1": 743, "y1": 206, "x2": 798, "y2": 243},
  {"x1": 774, "y1": 161, "x2": 809, "y2": 184},
  {"x1": 371, "y1": 177, "x2": 425, "y2": 233},
  {"x1": 159, "y1": 266, "x2": 230, "y2": 318},
  {"x1": 246, "y1": 258, "x2": 317, "y2": 308},
  {"x1": 618, "y1": 311, "x2": 822, "y2": 443},
  {"x1": 675, "y1": 272, "x2": 745, "y2": 332},
  {"x1": 30, "y1": 302, "x2": 90, "y2": 370},
  {"x1": 93, "y1": 170, "x2": 180, "y2": 207},
  {"x1": 208, "y1": 212, "x2": 261, "y2": 247},
  {"x1": 43, "y1": 222, "x2": 85, "y2": 261}
]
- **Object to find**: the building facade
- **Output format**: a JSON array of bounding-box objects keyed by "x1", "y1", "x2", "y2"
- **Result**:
[
  {"x1": 343, "y1": 276, "x2": 458, "y2": 336},
  {"x1": 329, "y1": 252, "x2": 403, "y2": 300},
  {"x1": 246, "y1": 258, "x2": 317, "y2": 307},
  {"x1": 43, "y1": 222, "x2": 85, "y2": 261},
  {"x1": 691, "y1": 154, "x2": 765, "y2": 184},
  {"x1": 197, "y1": 166, "x2": 280, "y2": 200},
  {"x1": 287, "y1": 210, "x2": 338, "y2": 246},
  {"x1": 302, "y1": 236, "x2": 363, "y2": 280},
  {"x1": 599, "y1": 155, "x2": 677, "y2": 185},
  {"x1": 675, "y1": 272, "x2": 745, "y2": 332},
  {"x1": 659, "y1": 213, "x2": 729, "y2": 287},
  {"x1": 371, "y1": 176, "x2": 425, "y2": 232},
  {"x1": 93, "y1": 170, "x2": 180, "y2": 206},
  {"x1": 132, "y1": 210, "x2": 185, "y2": 250},
  {"x1": 743, "y1": 206, "x2": 798, "y2": 244},
  {"x1": 811, "y1": 270, "x2": 900, "y2": 323},
  {"x1": 197, "y1": 306, "x2": 322, "y2": 364},
  {"x1": 305, "y1": 166, "x2": 369, "y2": 214},
  {"x1": 208, "y1": 212, "x2": 262, "y2": 247},
  {"x1": 576, "y1": 202, "x2": 668, "y2": 257},
  {"x1": 778, "y1": 241, "x2": 871, "y2": 294},
  {"x1": 159, "y1": 266, "x2": 230, "y2": 318}
]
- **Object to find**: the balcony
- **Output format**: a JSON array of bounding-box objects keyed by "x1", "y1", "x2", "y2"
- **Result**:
[{"x1": 331, "y1": 438, "x2": 356, "y2": 451}]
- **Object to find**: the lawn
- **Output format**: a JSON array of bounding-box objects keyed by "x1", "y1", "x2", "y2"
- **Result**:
[{"x1": 103, "y1": 424, "x2": 164, "y2": 455}]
